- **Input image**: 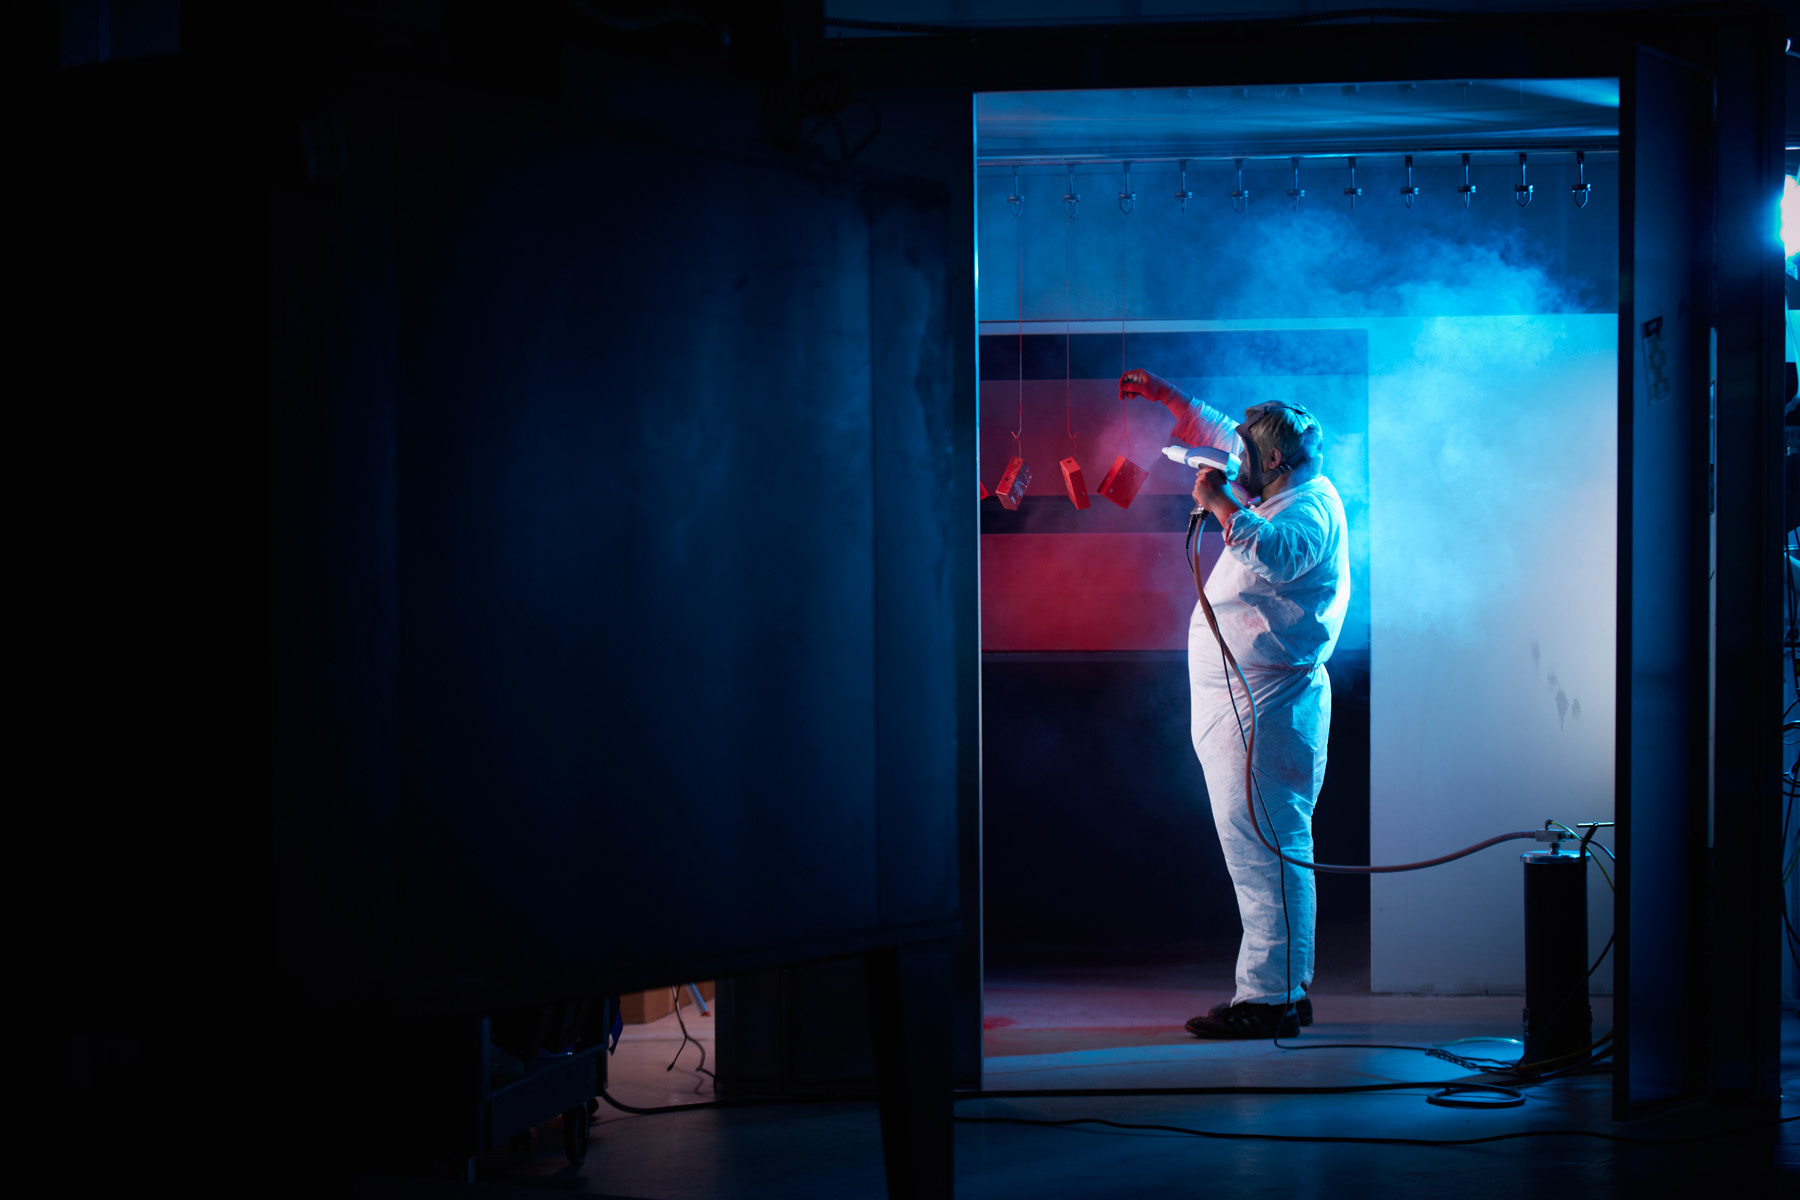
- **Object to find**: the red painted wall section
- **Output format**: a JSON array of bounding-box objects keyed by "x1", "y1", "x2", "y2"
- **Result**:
[{"x1": 981, "y1": 533, "x2": 1223, "y2": 651}]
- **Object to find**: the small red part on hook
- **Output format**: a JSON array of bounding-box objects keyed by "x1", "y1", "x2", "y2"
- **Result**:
[
  {"x1": 996, "y1": 457, "x2": 1031, "y2": 510},
  {"x1": 1096, "y1": 455, "x2": 1147, "y2": 509},
  {"x1": 1060, "y1": 457, "x2": 1091, "y2": 509}
]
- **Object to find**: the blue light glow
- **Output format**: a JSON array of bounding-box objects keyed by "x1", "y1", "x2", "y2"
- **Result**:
[{"x1": 1512, "y1": 78, "x2": 1620, "y2": 108}]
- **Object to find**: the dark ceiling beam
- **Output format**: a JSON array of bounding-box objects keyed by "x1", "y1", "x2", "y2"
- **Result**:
[{"x1": 806, "y1": 13, "x2": 1721, "y2": 95}]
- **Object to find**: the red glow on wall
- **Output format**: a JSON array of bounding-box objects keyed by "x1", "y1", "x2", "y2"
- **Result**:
[{"x1": 981, "y1": 534, "x2": 1221, "y2": 652}]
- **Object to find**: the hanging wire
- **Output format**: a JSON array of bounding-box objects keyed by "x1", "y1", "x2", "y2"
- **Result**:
[
  {"x1": 1231, "y1": 157, "x2": 1249, "y2": 214},
  {"x1": 1118, "y1": 228, "x2": 1130, "y2": 452},
  {"x1": 1287, "y1": 156, "x2": 1305, "y2": 210},
  {"x1": 1015, "y1": 176, "x2": 1026, "y2": 462},
  {"x1": 1114, "y1": 159, "x2": 1130, "y2": 443},
  {"x1": 1007, "y1": 165, "x2": 1024, "y2": 218},
  {"x1": 1514, "y1": 152, "x2": 1533, "y2": 207},
  {"x1": 1343, "y1": 155, "x2": 1362, "y2": 211},
  {"x1": 1174, "y1": 159, "x2": 1193, "y2": 213},
  {"x1": 1065, "y1": 204, "x2": 1076, "y2": 463},
  {"x1": 1063, "y1": 163, "x2": 1080, "y2": 221},
  {"x1": 1457, "y1": 152, "x2": 1477, "y2": 209},
  {"x1": 1401, "y1": 153, "x2": 1420, "y2": 209},
  {"x1": 1571, "y1": 150, "x2": 1592, "y2": 209}
]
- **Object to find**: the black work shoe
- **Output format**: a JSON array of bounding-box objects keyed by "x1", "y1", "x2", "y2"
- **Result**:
[
  {"x1": 1187, "y1": 1001, "x2": 1301, "y2": 1039},
  {"x1": 1209, "y1": 996, "x2": 1312, "y2": 1026}
]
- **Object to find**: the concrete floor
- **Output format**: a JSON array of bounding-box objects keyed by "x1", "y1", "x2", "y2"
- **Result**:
[{"x1": 359, "y1": 968, "x2": 1800, "y2": 1198}]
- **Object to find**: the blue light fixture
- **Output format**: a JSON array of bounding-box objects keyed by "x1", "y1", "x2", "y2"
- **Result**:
[{"x1": 1783, "y1": 174, "x2": 1800, "y2": 260}]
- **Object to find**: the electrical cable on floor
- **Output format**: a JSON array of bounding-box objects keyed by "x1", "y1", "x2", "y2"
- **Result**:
[
  {"x1": 1271, "y1": 1038, "x2": 1514, "y2": 1072},
  {"x1": 603, "y1": 1069, "x2": 1800, "y2": 1148},
  {"x1": 599, "y1": 1081, "x2": 1800, "y2": 1148},
  {"x1": 665, "y1": 986, "x2": 714, "y2": 1094},
  {"x1": 601, "y1": 1036, "x2": 1627, "y2": 1118},
  {"x1": 949, "y1": 1112, "x2": 1800, "y2": 1148},
  {"x1": 600, "y1": 1074, "x2": 1551, "y2": 1115},
  {"x1": 599, "y1": 1090, "x2": 808, "y2": 1117},
  {"x1": 1274, "y1": 1012, "x2": 1615, "y2": 1079},
  {"x1": 964, "y1": 1080, "x2": 1523, "y2": 1101},
  {"x1": 600, "y1": 1076, "x2": 1534, "y2": 1114}
]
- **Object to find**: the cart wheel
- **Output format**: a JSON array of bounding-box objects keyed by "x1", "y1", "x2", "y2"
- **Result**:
[
  {"x1": 586, "y1": 1097, "x2": 599, "y2": 1118},
  {"x1": 563, "y1": 1105, "x2": 590, "y2": 1165}
]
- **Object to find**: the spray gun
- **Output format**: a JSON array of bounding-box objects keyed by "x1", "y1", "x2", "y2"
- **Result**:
[{"x1": 1164, "y1": 444, "x2": 1241, "y2": 531}]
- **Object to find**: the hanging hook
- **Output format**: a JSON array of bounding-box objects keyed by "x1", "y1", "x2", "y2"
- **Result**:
[
  {"x1": 1571, "y1": 150, "x2": 1592, "y2": 209},
  {"x1": 1457, "y1": 153, "x2": 1477, "y2": 209},
  {"x1": 1288, "y1": 156, "x2": 1305, "y2": 211},
  {"x1": 1401, "y1": 153, "x2": 1420, "y2": 209},
  {"x1": 1230, "y1": 157, "x2": 1249, "y2": 215},
  {"x1": 1514, "y1": 152, "x2": 1533, "y2": 207},
  {"x1": 1007, "y1": 166, "x2": 1024, "y2": 218},
  {"x1": 1118, "y1": 161, "x2": 1136, "y2": 215},
  {"x1": 1343, "y1": 155, "x2": 1362, "y2": 211},
  {"x1": 1174, "y1": 159, "x2": 1193, "y2": 213},
  {"x1": 1063, "y1": 164, "x2": 1080, "y2": 221}
]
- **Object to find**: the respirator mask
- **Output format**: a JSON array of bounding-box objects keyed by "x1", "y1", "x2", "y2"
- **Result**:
[{"x1": 1236, "y1": 401, "x2": 1318, "y2": 493}]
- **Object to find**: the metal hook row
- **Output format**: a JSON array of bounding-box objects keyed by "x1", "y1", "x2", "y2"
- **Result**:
[{"x1": 1012, "y1": 154, "x2": 1598, "y2": 216}]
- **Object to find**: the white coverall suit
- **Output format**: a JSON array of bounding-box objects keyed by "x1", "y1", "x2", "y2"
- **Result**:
[{"x1": 1172, "y1": 400, "x2": 1350, "y2": 1007}]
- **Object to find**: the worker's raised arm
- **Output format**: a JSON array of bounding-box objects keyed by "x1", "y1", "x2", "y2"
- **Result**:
[{"x1": 1119, "y1": 368, "x2": 1241, "y2": 455}]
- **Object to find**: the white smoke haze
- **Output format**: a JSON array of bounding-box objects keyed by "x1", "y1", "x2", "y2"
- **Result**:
[{"x1": 983, "y1": 159, "x2": 1616, "y2": 324}]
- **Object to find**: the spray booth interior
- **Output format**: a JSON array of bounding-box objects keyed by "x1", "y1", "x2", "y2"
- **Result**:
[{"x1": 974, "y1": 80, "x2": 1620, "y2": 1017}]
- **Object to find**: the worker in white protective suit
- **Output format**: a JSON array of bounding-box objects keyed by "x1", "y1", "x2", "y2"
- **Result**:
[{"x1": 1119, "y1": 368, "x2": 1350, "y2": 1040}]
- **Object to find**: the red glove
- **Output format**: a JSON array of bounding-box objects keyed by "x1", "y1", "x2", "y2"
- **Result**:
[{"x1": 1118, "y1": 368, "x2": 1182, "y2": 409}]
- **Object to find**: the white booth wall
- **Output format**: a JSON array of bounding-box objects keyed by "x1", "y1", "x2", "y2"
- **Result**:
[{"x1": 1367, "y1": 313, "x2": 1616, "y2": 995}]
